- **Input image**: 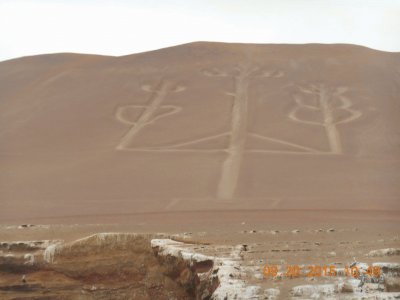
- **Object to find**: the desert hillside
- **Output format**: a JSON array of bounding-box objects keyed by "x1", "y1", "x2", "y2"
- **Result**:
[{"x1": 1, "y1": 42, "x2": 399, "y2": 221}]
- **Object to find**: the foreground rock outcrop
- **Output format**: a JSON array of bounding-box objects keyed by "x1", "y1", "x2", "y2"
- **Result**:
[
  {"x1": 1, "y1": 232, "x2": 400, "y2": 299},
  {"x1": 0, "y1": 233, "x2": 251, "y2": 299},
  {"x1": 151, "y1": 239, "x2": 259, "y2": 299},
  {"x1": 0, "y1": 233, "x2": 194, "y2": 299}
]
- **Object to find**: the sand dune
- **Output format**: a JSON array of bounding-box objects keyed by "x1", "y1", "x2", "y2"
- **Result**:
[{"x1": 0, "y1": 42, "x2": 399, "y2": 222}]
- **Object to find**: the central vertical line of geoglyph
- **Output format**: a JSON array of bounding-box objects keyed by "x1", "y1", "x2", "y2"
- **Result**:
[
  {"x1": 217, "y1": 68, "x2": 250, "y2": 200},
  {"x1": 318, "y1": 85, "x2": 342, "y2": 154}
]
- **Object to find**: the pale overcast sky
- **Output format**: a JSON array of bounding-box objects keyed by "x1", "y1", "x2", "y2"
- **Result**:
[{"x1": 1, "y1": 0, "x2": 399, "y2": 61}]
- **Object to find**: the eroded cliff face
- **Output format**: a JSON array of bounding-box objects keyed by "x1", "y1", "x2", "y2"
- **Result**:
[
  {"x1": 0, "y1": 233, "x2": 217, "y2": 300},
  {"x1": 1, "y1": 232, "x2": 400, "y2": 299}
]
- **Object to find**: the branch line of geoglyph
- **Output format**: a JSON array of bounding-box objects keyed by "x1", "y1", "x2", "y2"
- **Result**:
[
  {"x1": 116, "y1": 104, "x2": 182, "y2": 125},
  {"x1": 155, "y1": 132, "x2": 229, "y2": 149},
  {"x1": 149, "y1": 105, "x2": 182, "y2": 123},
  {"x1": 248, "y1": 133, "x2": 321, "y2": 153},
  {"x1": 122, "y1": 148, "x2": 337, "y2": 155}
]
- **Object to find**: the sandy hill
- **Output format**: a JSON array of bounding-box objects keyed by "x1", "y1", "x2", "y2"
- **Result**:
[{"x1": 1, "y1": 42, "x2": 399, "y2": 222}]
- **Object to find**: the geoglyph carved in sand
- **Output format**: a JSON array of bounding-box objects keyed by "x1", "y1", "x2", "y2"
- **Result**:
[
  {"x1": 116, "y1": 80, "x2": 185, "y2": 150},
  {"x1": 289, "y1": 83, "x2": 362, "y2": 154},
  {"x1": 202, "y1": 64, "x2": 286, "y2": 200},
  {"x1": 115, "y1": 65, "x2": 362, "y2": 200}
]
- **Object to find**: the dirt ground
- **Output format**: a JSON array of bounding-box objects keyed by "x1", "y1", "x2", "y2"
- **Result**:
[{"x1": 1, "y1": 210, "x2": 399, "y2": 299}]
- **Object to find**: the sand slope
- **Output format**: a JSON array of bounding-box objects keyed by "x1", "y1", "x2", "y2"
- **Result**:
[{"x1": 1, "y1": 42, "x2": 399, "y2": 221}]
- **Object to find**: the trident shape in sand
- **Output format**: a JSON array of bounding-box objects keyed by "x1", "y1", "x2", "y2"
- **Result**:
[
  {"x1": 115, "y1": 67, "x2": 362, "y2": 201},
  {"x1": 289, "y1": 83, "x2": 361, "y2": 154},
  {"x1": 115, "y1": 80, "x2": 185, "y2": 150}
]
